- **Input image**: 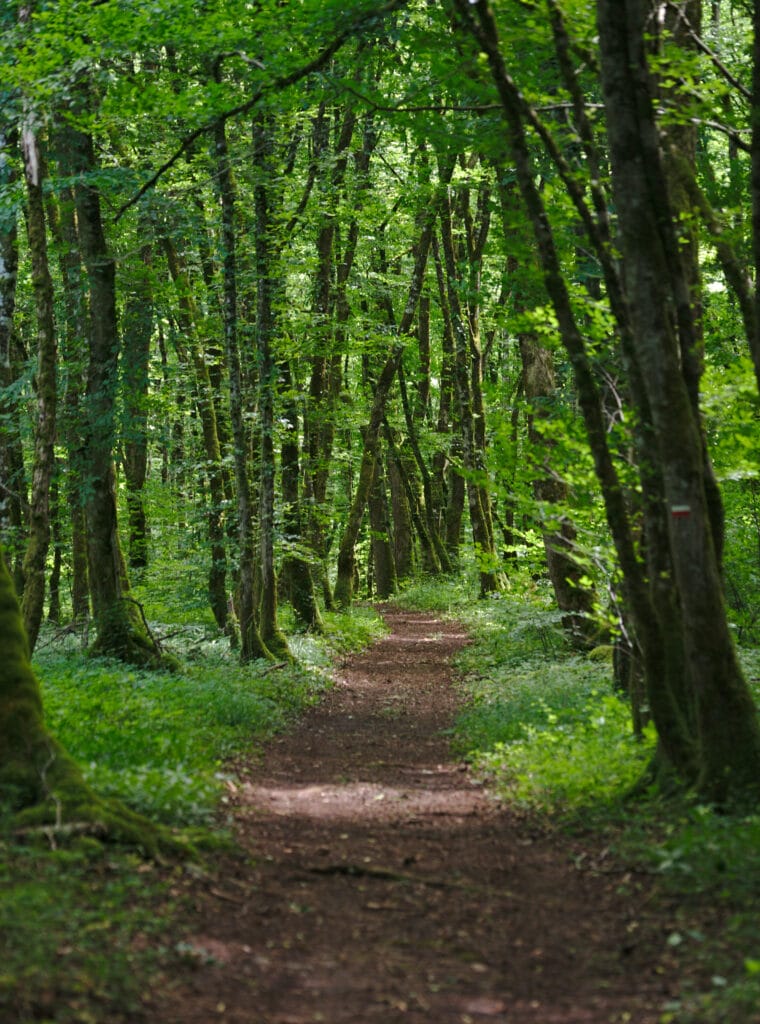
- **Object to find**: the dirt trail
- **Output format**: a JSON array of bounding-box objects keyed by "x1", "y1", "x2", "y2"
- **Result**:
[{"x1": 156, "y1": 608, "x2": 680, "y2": 1024}]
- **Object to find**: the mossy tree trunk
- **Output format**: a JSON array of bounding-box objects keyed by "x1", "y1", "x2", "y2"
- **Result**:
[
  {"x1": 280, "y1": 360, "x2": 323, "y2": 631},
  {"x1": 122, "y1": 227, "x2": 154, "y2": 571},
  {"x1": 48, "y1": 179, "x2": 91, "y2": 622},
  {"x1": 304, "y1": 106, "x2": 365, "y2": 612},
  {"x1": 430, "y1": 233, "x2": 465, "y2": 564},
  {"x1": 19, "y1": 109, "x2": 57, "y2": 653},
  {"x1": 456, "y1": 0, "x2": 760, "y2": 804},
  {"x1": 750, "y1": 0, "x2": 760, "y2": 393},
  {"x1": 453, "y1": 0, "x2": 696, "y2": 783},
  {"x1": 252, "y1": 115, "x2": 291, "y2": 661},
  {"x1": 0, "y1": 546, "x2": 176, "y2": 853},
  {"x1": 519, "y1": 332, "x2": 598, "y2": 649},
  {"x1": 0, "y1": 119, "x2": 25, "y2": 589},
  {"x1": 214, "y1": 114, "x2": 270, "y2": 663},
  {"x1": 61, "y1": 119, "x2": 170, "y2": 668},
  {"x1": 0, "y1": 543, "x2": 86, "y2": 812},
  {"x1": 47, "y1": 468, "x2": 62, "y2": 623}
]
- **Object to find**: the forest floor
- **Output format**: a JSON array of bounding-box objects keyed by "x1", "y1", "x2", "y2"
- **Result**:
[{"x1": 150, "y1": 607, "x2": 694, "y2": 1024}]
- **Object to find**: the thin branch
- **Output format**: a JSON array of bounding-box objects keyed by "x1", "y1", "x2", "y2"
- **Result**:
[
  {"x1": 664, "y1": 0, "x2": 752, "y2": 101},
  {"x1": 689, "y1": 116, "x2": 751, "y2": 152}
]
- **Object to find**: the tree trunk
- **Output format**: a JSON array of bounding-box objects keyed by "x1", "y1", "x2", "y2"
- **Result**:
[
  {"x1": 214, "y1": 115, "x2": 270, "y2": 662},
  {"x1": 597, "y1": 0, "x2": 760, "y2": 802},
  {"x1": 304, "y1": 107, "x2": 366, "y2": 611},
  {"x1": 0, "y1": 121, "x2": 25, "y2": 591},
  {"x1": 47, "y1": 466, "x2": 62, "y2": 623},
  {"x1": 368, "y1": 452, "x2": 397, "y2": 599},
  {"x1": 163, "y1": 236, "x2": 230, "y2": 635},
  {"x1": 122, "y1": 230, "x2": 153, "y2": 571},
  {"x1": 438, "y1": 172, "x2": 503, "y2": 596},
  {"x1": 454, "y1": 0, "x2": 698, "y2": 783},
  {"x1": 751, "y1": 0, "x2": 760, "y2": 392},
  {"x1": 519, "y1": 333, "x2": 598, "y2": 648},
  {"x1": 280, "y1": 360, "x2": 323, "y2": 630},
  {"x1": 19, "y1": 113, "x2": 56, "y2": 652},
  {"x1": 253, "y1": 116, "x2": 290, "y2": 660},
  {"x1": 49, "y1": 181, "x2": 90, "y2": 622},
  {"x1": 62, "y1": 121, "x2": 170, "y2": 667},
  {"x1": 386, "y1": 442, "x2": 415, "y2": 581},
  {"x1": 0, "y1": 545, "x2": 82, "y2": 810}
]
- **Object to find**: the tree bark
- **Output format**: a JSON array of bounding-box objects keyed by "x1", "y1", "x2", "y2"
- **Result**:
[
  {"x1": 62, "y1": 120, "x2": 170, "y2": 667},
  {"x1": 438, "y1": 169, "x2": 503, "y2": 596},
  {"x1": 50, "y1": 183, "x2": 90, "y2": 623},
  {"x1": 368, "y1": 452, "x2": 397, "y2": 599},
  {"x1": 280, "y1": 360, "x2": 323, "y2": 630},
  {"x1": 214, "y1": 115, "x2": 270, "y2": 662},
  {"x1": 19, "y1": 109, "x2": 56, "y2": 652},
  {"x1": 519, "y1": 333, "x2": 597, "y2": 649},
  {"x1": 253, "y1": 115, "x2": 290, "y2": 660},
  {"x1": 454, "y1": 0, "x2": 698, "y2": 783},
  {"x1": 751, "y1": 0, "x2": 760, "y2": 392},
  {"x1": 163, "y1": 236, "x2": 230, "y2": 635},
  {"x1": 122, "y1": 229, "x2": 153, "y2": 571},
  {"x1": 0, "y1": 120, "x2": 25, "y2": 592}
]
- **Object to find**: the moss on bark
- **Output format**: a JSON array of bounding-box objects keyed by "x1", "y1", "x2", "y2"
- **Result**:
[{"x1": 0, "y1": 549, "x2": 184, "y2": 855}]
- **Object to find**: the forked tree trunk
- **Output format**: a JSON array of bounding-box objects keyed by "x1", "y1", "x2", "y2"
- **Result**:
[{"x1": 454, "y1": 0, "x2": 699, "y2": 784}]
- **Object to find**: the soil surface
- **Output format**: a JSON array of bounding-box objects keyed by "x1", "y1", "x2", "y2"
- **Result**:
[{"x1": 155, "y1": 608, "x2": 685, "y2": 1024}]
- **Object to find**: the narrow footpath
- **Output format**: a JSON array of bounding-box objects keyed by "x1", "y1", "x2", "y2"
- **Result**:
[{"x1": 156, "y1": 608, "x2": 682, "y2": 1024}]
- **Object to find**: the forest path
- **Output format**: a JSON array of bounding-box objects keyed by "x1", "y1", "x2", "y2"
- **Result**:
[{"x1": 156, "y1": 608, "x2": 679, "y2": 1024}]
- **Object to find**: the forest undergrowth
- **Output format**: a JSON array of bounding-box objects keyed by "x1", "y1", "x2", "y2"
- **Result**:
[
  {"x1": 0, "y1": 605, "x2": 385, "y2": 1024},
  {"x1": 3, "y1": 574, "x2": 760, "y2": 1023}
]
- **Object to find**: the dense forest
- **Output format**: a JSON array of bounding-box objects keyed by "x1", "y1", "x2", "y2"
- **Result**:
[{"x1": 2, "y1": 1, "x2": 760, "y2": 1018}]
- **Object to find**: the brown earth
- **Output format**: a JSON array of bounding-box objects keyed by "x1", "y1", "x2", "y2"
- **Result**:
[{"x1": 154, "y1": 607, "x2": 688, "y2": 1024}]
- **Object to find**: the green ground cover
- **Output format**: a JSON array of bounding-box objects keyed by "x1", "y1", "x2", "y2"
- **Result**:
[{"x1": 0, "y1": 606, "x2": 385, "y2": 1024}]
